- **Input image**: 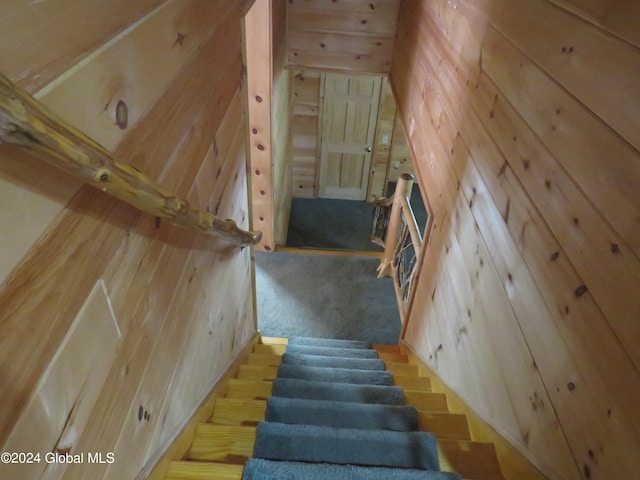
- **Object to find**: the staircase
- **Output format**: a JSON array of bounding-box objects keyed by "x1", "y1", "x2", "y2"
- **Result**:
[{"x1": 164, "y1": 337, "x2": 504, "y2": 480}]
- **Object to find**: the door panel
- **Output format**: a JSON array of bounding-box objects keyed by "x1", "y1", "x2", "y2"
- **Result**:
[{"x1": 319, "y1": 73, "x2": 382, "y2": 200}]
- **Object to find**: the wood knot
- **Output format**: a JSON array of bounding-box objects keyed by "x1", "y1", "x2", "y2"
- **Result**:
[
  {"x1": 610, "y1": 243, "x2": 620, "y2": 254},
  {"x1": 567, "y1": 382, "x2": 576, "y2": 391},
  {"x1": 174, "y1": 32, "x2": 186, "y2": 47},
  {"x1": 574, "y1": 285, "x2": 588, "y2": 297},
  {"x1": 255, "y1": 95, "x2": 263, "y2": 102},
  {"x1": 115, "y1": 100, "x2": 128, "y2": 129}
]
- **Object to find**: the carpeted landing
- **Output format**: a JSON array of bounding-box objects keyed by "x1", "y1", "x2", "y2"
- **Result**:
[
  {"x1": 255, "y1": 251, "x2": 401, "y2": 344},
  {"x1": 242, "y1": 336, "x2": 462, "y2": 480}
]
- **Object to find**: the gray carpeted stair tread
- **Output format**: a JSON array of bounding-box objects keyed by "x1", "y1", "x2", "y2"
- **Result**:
[
  {"x1": 266, "y1": 397, "x2": 419, "y2": 431},
  {"x1": 272, "y1": 378, "x2": 405, "y2": 405},
  {"x1": 277, "y1": 363, "x2": 393, "y2": 386},
  {"x1": 282, "y1": 352, "x2": 384, "y2": 370},
  {"x1": 242, "y1": 458, "x2": 462, "y2": 480},
  {"x1": 253, "y1": 422, "x2": 440, "y2": 470},
  {"x1": 285, "y1": 343, "x2": 379, "y2": 358},
  {"x1": 288, "y1": 336, "x2": 372, "y2": 349}
]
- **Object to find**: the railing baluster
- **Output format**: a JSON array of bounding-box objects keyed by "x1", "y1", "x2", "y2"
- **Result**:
[
  {"x1": 376, "y1": 173, "x2": 423, "y2": 326},
  {"x1": 377, "y1": 173, "x2": 414, "y2": 278}
]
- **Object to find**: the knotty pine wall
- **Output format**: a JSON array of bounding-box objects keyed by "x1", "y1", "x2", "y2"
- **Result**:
[
  {"x1": 367, "y1": 77, "x2": 397, "y2": 201},
  {"x1": 291, "y1": 70, "x2": 321, "y2": 198},
  {"x1": 272, "y1": 0, "x2": 294, "y2": 244},
  {"x1": 0, "y1": 2, "x2": 256, "y2": 479},
  {"x1": 393, "y1": 1, "x2": 640, "y2": 479},
  {"x1": 285, "y1": 1, "x2": 402, "y2": 202},
  {"x1": 286, "y1": 0, "x2": 400, "y2": 74}
]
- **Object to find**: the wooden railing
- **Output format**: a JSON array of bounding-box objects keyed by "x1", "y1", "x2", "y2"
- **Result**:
[
  {"x1": 0, "y1": 74, "x2": 261, "y2": 247},
  {"x1": 373, "y1": 173, "x2": 422, "y2": 325}
]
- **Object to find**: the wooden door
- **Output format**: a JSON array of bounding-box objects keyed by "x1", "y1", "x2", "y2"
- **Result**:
[{"x1": 319, "y1": 73, "x2": 382, "y2": 200}]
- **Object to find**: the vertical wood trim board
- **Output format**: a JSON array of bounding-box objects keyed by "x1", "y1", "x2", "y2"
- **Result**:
[
  {"x1": 246, "y1": 0, "x2": 276, "y2": 251},
  {"x1": 272, "y1": 0, "x2": 294, "y2": 245},
  {"x1": 392, "y1": 0, "x2": 640, "y2": 479}
]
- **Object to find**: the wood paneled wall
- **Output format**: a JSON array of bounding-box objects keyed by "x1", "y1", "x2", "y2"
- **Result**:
[
  {"x1": 367, "y1": 77, "x2": 397, "y2": 201},
  {"x1": 0, "y1": 2, "x2": 256, "y2": 479},
  {"x1": 272, "y1": 0, "x2": 294, "y2": 244},
  {"x1": 392, "y1": 0, "x2": 640, "y2": 479},
  {"x1": 291, "y1": 70, "x2": 321, "y2": 198},
  {"x1": 387, "y1": 116, "x2": 413, "y2": 183},
  {"x1": 286, "y1": 0, "x2": 400, "y2": 74}
]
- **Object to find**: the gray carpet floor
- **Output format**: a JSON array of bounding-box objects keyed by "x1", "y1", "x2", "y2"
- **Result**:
[{"x1": 255, "y1": 251, "x2": 401, "y2": 344}]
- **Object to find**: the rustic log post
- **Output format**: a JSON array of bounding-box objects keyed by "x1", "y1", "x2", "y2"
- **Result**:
[
  {"x1": 0, "y1": 73, "x2": 261, "y2": 247},
  {"x1": 377, "y1": 173, "x2": 414, "y2": 278}
]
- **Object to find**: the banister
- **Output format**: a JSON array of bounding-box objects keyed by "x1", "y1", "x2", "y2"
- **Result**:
[
  {"x1": 375, "y1": 173, "x2": 423, "y2": 330},
  {"x1": 377, "y1": 173, "x2": 415, "y2": 278},
  {"x1": 0, "y1": 73, "x2": 261, "y2": 247},
  {"x1": 399, "y1": 195, "x2": 422, "y2": 252}
]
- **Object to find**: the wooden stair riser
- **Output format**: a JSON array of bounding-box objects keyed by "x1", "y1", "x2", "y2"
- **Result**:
[
  {"x1": 252, "y1": 343, "x2": 409, "y2": 363},
  {"x1": 212, "y1": 396, "x2": 470, "y2": 442},
  {"x1": 189, "y1": 424, "x2": 500, "y2": 479},
  {"x1": 236, "y1": 364, "x2": 431, "y2": 391},
  {"x1": 211, "y1": 398, "x2": 267, "y2": 426},
  {"x1": 225, "y1": 379, "x2": 273, "y2": 400},
  {"x1": 189, "y1": 424, "x2": 255, "y2": 463},
  {"x1": 418, "y1": 412, "x2": 471, "y2": 440},
  {"x1": 225, "y1": 379, "x2": 448, "y2": 411},
  {"x1": 165, "y1": 461, "x2": 243, "y2": 480},
  {"x1": 246, "y1": 352, "x2": 419, "y2": 376}
]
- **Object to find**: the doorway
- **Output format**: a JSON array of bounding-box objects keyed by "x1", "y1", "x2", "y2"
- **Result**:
[{"x1": 318, "y1": 73, "x2": 382, "y2": 201}]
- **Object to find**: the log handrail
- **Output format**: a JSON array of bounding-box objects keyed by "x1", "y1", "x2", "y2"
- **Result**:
[{"x1": 0, "y1": 74, "x2": 261, "y2": 247}]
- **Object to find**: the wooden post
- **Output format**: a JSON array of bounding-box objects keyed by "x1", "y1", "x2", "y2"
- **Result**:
[
  {"x1": 0, "y1": 73, "x2": 261, "y2": 247},
  {"x1": 377, "y1": 173, "x2": 414, "y2": 278}
]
